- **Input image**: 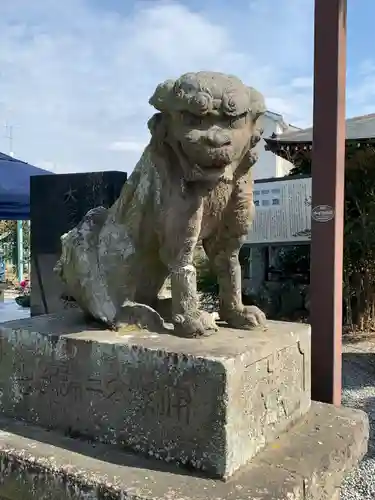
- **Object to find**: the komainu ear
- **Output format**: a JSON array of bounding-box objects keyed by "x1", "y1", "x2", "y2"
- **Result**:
[
  {"x1": 249, "y1": 126, "x2": 263, "y2": 149},
  {"x1": 148, "y1": 112, "x2": 169, "y2": 150},
  {"x1": 147, "y1": 112, "x2": 173, "y2": 172},
  {"x1": 247, "y1": 86, "x2": 266, "y2": 120}
]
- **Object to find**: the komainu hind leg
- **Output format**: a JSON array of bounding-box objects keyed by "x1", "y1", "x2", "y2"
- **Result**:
[{"x1": 112, "y1": 255, "x2": 172, "y2": 333}]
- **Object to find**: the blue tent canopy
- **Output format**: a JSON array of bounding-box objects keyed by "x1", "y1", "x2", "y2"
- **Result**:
[{"x1": 0, "y1": 152, "x2": 53, "y2": 220}]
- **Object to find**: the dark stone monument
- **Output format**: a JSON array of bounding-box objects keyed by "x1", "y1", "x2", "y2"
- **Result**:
[{"x1": 30, "y1": 171, "x2": 127, "y2": 316}]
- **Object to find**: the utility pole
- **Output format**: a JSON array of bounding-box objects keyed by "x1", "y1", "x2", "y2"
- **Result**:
[
  {"x1": 4, "y1": 122, "x2": 14, "y2": 157},
  {"x1": 4, "y1": 121, "x2": 23, "y2": 282}
]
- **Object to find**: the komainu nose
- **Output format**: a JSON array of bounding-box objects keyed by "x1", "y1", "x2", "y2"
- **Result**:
[{"x1": 206, "y1": 131, "x2": 231, "y2": 148}]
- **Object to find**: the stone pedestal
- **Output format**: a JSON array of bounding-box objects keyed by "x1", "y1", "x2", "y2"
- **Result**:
[
  {"x1": 0, "y1": 403, "x2": 368, "y2": 500},
  {"x1": 0, "y1": 311, "x2": 310, "y2": 479}
]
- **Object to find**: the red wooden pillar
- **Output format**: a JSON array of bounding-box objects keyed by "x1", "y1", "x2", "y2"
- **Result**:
[{"x1": 311, "y1": 0, "x2": 347, "y2": 405}]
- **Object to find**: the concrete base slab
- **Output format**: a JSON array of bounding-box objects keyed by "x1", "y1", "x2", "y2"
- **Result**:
[
  {"x1": 0, "y1": 311, "x2": 311, "y2": 479},
  {"x1": 0, "y1": 402, "x2": 368, "y2": 500}
]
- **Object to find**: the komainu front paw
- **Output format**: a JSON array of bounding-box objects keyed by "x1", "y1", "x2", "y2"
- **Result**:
[
  {"x1": 221, "y1": 305, "x2": 266, "y2": 330},
  {"x1": 172, "y1": 310, "x2": 218, "y2": 338}
]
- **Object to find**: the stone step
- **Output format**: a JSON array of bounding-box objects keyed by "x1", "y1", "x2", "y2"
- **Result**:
[
  {"x1": 0, "y1": 311, "x2": 311, "y2": 479},
  {"x1": 0, "y1": 402, "x2": 369, "y2": 500}
]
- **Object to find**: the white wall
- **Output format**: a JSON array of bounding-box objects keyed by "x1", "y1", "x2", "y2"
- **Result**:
[{"x1": 252, "y1": 111, "x2": 298, "y2": 180}]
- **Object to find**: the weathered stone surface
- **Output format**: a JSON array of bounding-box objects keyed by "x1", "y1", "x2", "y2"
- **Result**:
[
  {"x1": 0, "y1": 311, "x2": 310, "y2": 479},
  {"x1": 55, "y1": 71, "x2": 267, "y2": 337},
  {"x1": 0, "y1": 402, "x2": 368, "y2": 499}
]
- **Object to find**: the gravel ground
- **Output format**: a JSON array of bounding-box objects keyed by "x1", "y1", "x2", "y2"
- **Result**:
[{"x1": 341, "y1": 339, "x2": 375, "y2": 499}]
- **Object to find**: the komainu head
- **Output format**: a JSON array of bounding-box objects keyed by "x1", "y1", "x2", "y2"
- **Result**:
[{"x1": 148, "y1": 71, "x2": 266, "y2": 182}]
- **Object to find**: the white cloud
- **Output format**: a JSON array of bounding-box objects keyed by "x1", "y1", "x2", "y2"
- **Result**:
[
  {"x1": 290, "y1": 77, "x2": 313, "y2": 90},
  {"x1": 0, "y1": 0, "x2": 316, "y2": 173},
  {"x1": 109, "y1": 140, "x2": 146, "y2": 152},
  {"x1": 346, "y1": 61, "x2": 375, "y2": 117}
]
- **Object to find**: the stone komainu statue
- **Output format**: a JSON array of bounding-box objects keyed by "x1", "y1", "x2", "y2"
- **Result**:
[{"x1": 55, "y1": 71, "x2": 267, "y2": 337}]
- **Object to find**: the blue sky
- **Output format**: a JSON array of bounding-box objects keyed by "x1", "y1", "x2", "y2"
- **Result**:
[{"x1": 0, "y1": 0, "x2": 373, "y2": 173}]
